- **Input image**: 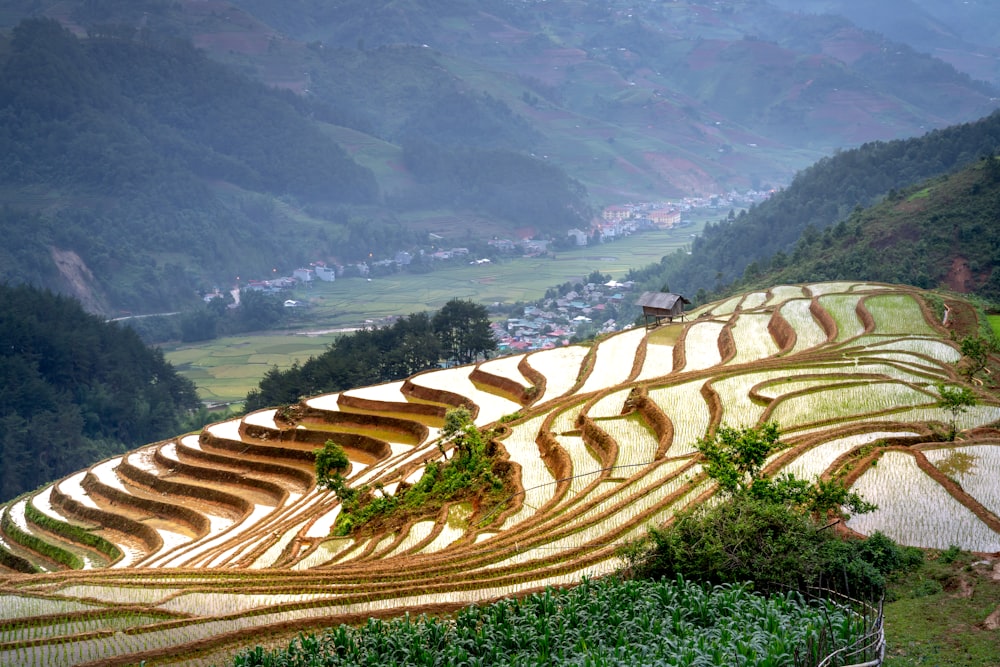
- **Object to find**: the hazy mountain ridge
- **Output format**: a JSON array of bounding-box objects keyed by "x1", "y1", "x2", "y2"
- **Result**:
[{"x1": 0, "y1": 0, "x2": 998, "y2": 313}]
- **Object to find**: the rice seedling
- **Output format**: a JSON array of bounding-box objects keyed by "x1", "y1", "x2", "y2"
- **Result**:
[
  {"x1": 291, "y1": 537, "x2": 354, "y2": 570},
  {"x1": 586, "y1": 387, "x2": 632, "y2": 418},
  {"x1": 680, "y1": 320, "x2": 726, "y2": 371},
  {"x1": 863, "y1": 294, "x2": 939, "y2": 336},
  {"x1": 807, "y1": 281, "x2": 880, "y2": 296},
  {"x1": 410, "y1": 366, "x2": 521, "y2": 425},
  {"x1": 499, "y1": 415, "x2": 557, "y2": 529},
  {"x1": 522, "y1": 345, "x2": 590, "y2": 402},
  {"x1": 847, "y1": 451, "x2": 1000, "y2": 551},
  {"x1": 647, "y1": 379, "x2": 712, "y2": 456},
  {"x1": 382, "y1": 520, "x2": 436, "y2": 557},
  {"x1": 764, "y1": 285, "x2": 808, "y2": 306},
  {"x1": 853, "y1": 336, "x2": 961, "y2": 364},
  {"x1": 477, "y1": 354, "x2": 531, "y2": 388},
  {"x1": 635, "y1": 338, "x2": 675, "y2": 381},
  {"x1": 709, "y1": 372, "x2": 777, "y2": 428},
  {"x1": 578, "y1": 327, "x2": 646, "y2": 394},
  {"x1": 740, "y1": 291, "x2": 769, "y2": 310},
  {"x1": 768, "y1": 381, "x2": 936, "y2": 429},
  {"x1": 594, "y1": 414, "x2": 659, "y2": 467},
  {"x1": 924, "y1": 444, "x2": 1000, "y2": 517},
  {"x1": 727, "y1": 313, "x2": 782, "y2": 364},
  {"x1": 779, "y1": 298, "x2": 829, "y2": 352},
  {"x1": 777, "y1": 431, "x2": 917, "y2": 480},
  {"x1": 818, "y1": 294, "x2": 866, "y2": 341},
  {"x1": 707, "y1": 294, "x2": 744, "y2": 317},
  {"x1": 553, "y1": 434, "x2": 603, "y2": 494}
]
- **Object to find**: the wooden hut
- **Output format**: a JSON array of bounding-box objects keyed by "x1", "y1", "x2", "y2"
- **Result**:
[{"x1": 636, "y1": 292, "x2": 690, "y2": 329}]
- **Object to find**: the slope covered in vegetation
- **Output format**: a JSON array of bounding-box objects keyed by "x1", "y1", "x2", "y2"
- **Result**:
[
  {"x1": 0, "y1": 0, "x2": 998, "y2": 313},
  {"x1": 0, "y1": 284, "x2": 200, "y2": 503},
  {"x1": 0, "y1": 282, "x2": 997, "y2": 665},
  {"x1": 628, "y1": 111, "x2": 1000, "y2": 302},
  {"x1": 748, "y1": 155, "x2": 1000, "y2": 301}
]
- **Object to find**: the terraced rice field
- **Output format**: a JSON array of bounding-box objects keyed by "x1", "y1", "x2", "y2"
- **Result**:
[{"x1": 1, "y1": 282, "x2": 998, "y2": 666}]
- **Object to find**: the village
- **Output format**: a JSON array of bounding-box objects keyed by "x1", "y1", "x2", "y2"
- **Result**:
[{"x1": 213, "y1": 190, "x2": 769, "y2": 343}]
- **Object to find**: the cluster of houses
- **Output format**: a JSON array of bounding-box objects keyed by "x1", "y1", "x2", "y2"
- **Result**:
[{"x1": 493, "y1": 279, "x2": 637, "y2": 352}]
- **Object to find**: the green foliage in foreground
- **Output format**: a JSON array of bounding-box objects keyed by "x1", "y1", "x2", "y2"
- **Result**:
[
  {"x1": 625, "y1": 423, "x2": 919, "y2": 599},
  {"x1": 629, "y1": 497, "x2": 922, "y2": 601},
  {"x1": 232, "y1": 577, "x2": 867, "y2": 667}
]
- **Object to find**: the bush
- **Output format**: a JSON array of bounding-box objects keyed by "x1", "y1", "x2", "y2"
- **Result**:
[{"x1": 627, "y1": 496, "x2": 921, "y2": 600}]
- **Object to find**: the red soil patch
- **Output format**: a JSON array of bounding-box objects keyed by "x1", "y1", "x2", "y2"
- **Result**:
[
  {"x1": 642, "y1": 152, "x2": 718, "y2": 193},
  {"x1": 944, "y1": 256, "x2": 975, "y2": 294},
  {"x1": 686, "y1": 39, "x2": 727, "y2": 71}
]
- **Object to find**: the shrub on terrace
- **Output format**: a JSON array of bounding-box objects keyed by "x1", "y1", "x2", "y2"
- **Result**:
[
  {"x1": 326, "y1": 408, "x2": 510, "y2": 536},
  {"x1": 624, "y1": 423, "x2": 920, "y2": 599}
]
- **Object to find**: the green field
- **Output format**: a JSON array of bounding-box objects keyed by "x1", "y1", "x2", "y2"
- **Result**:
[
  {"x1": 163, "y1": 332, "x2": 341, "y2": 405},
  {"x1": 284, "y1": 225, "x2": 701, "y2": 326},
  {"x1": 165, "y1": 222, "x2": 711, "y2": 404},
  {"x1": 989, "y1": 314, "x2": 1000, "y2": 337}
]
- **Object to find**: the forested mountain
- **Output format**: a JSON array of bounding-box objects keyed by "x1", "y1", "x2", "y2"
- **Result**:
[
  {"x1": 0, "y1": 1, "x2": 997, "y2": 314},
  {"x1": 0, "y1": 284, "x2": 200, "y2": 503},
  {"x1": 743, "y1": 156, "x2": 1000, "y2": 301},
  {"x1": 626, "y1": 110, "x2": 1000, "y2": 303}
]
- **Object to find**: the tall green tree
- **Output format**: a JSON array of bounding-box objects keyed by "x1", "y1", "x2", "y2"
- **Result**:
[{"x1": 432, "y1": 298, "x2": 496, "y2": 364}]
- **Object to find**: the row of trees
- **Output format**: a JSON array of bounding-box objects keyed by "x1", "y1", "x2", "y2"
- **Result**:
[{"x1": 244, "y1": 299, "x2": 495, "y2": 411}]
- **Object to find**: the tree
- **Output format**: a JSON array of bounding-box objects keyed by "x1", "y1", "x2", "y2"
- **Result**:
[
  {"x1": 936, "y1": 383, "x2": 978, "y2": 440},
  {"x1": 314, "y1": 439, "x2": 356, "y2": 504},
  {"x1": 695, "y1": 422, "x2": 780, "y2": 495},
  {"x1": 695, "y1": 422, "x2": 872, "y2": 515},
  {"x1": 432, "y1": 298, "x2": 496, "y2": 364},
  {"x1": 958, "y1": 335, "x2": 998, "y2": 381}
]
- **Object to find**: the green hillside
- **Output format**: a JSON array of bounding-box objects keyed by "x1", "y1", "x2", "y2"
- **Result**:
[
  {"x1": 0, "y1": 284, "x2": 200, "y2": 503},
  {"x1": 753, "y1": 156, "x2": 1000, "y2": 301},
  {"x1": 626, "y1": 111, "x2": 1000, "y2": 303}
]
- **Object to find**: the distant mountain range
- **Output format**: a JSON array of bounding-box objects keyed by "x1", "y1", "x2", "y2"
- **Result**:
[{"x1": 0, "y1": 0, "x2": 997, "y2": 313}]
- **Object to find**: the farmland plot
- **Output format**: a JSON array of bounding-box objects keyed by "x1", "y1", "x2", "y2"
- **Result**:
[
  {"x1": 924, "y1": 444, "x2": 1000, "y2": 518},
  {"x1": 522, "y1": 345, "x2": 589, "y2": 402},
  {"x1": 679, "y1": 320, "x2": 725, "y2": 371},
  {"x1": 647, "y1": 379, "x2": 712, "y2": 456},
  {"x1": 3, "y1": 283, "x2": 999, "y2": 665},
  {"x1": 864, "y1": 293, "x2": 939, "y2": 336},
  {"x1": 780, "y1": 298, "x2": 829, "y2": 353},
  {"x1": 846, "y1": 451, "x2": 1000, "y2": 552},
  {"x1": 726, "y1": 313, "x2": 781, "y2": 365},
  {"x1": 767, "y1": 381, "x2": 937, "y2": 430},
  {"x1": 594, "y1": 414, "x2": 659, "y2": 468},
  {"x1": 818, "y1": 293, "x2": 866, "y2": 341},
  {"x1": 765, "y1": 285, "x2": 808, "y2": 305},
  {"x1": 578, "y1": 327, "x2": 646, "y2": 394},
  {"x1": 776, "y1": 431, "x2": 919, "y2": 480}
]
